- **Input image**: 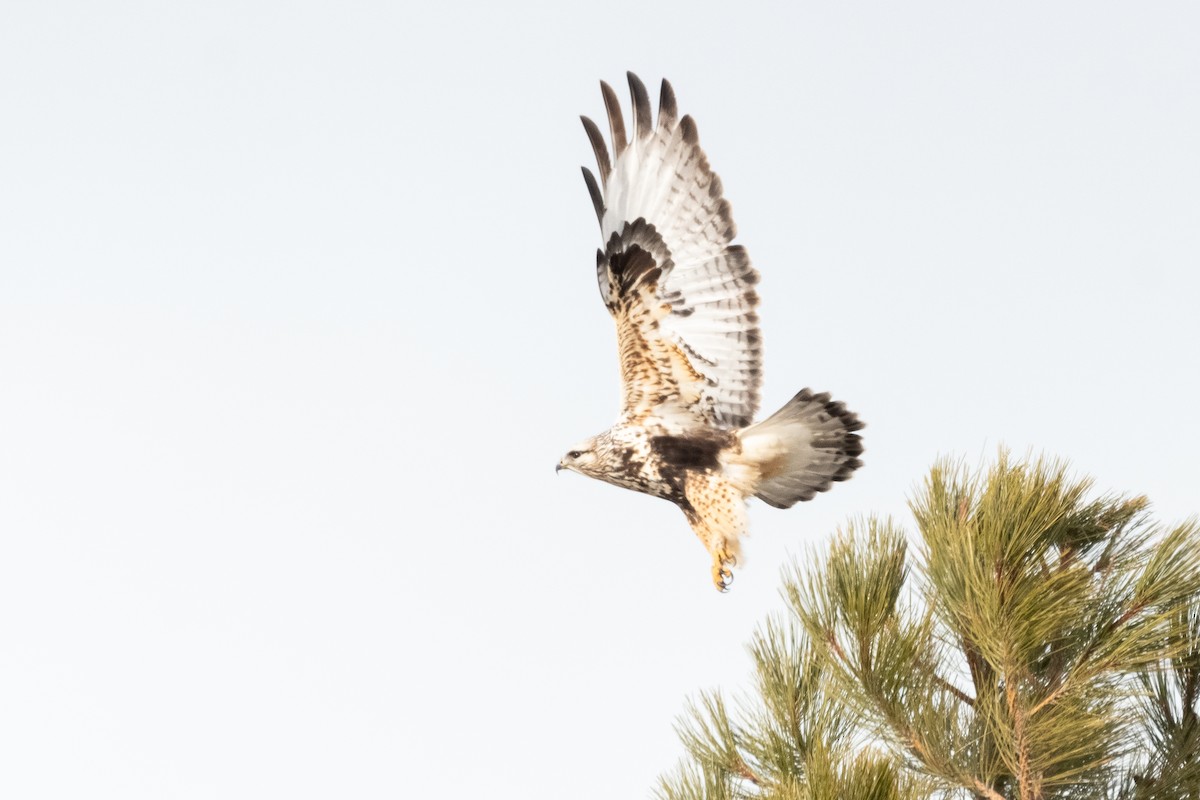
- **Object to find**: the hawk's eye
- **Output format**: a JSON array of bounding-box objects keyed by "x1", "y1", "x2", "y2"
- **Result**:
[{"x1": 567, "y1": 450, "x2": 583, "y2": 459}]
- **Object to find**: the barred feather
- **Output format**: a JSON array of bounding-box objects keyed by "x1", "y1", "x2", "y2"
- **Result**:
[{"x1": 581, "y1": 72, "x2": 762, "y2": 429}]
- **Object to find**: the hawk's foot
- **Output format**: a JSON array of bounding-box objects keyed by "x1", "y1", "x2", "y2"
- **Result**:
[{"x1": 710, "y1": 549, "x2": 737, "y2": 592}]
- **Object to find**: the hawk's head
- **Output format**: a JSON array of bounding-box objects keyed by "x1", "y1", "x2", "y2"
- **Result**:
[{"x1": 557, "y1": 439, "x2": 601, "y2": 477}]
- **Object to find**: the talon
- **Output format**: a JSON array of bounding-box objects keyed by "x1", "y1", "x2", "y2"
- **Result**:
[{"x1": 712, "y1": 563, "x2": 734, "y2": 591}]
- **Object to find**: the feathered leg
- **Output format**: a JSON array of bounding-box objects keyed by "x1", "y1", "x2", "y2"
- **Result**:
[{"x1": 683, "y1": 472, "x2": 748, "y2": 591}]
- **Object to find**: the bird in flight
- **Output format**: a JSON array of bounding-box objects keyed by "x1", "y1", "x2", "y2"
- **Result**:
[{"x1": 558, "y1": 73, "x2": 864, "y2": 591}]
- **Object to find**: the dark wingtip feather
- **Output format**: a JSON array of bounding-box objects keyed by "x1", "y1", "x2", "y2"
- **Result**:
[
  {"x1": 581, "y1": 166, "x2": 604, "y2": 226},
  {"x1": 580, "y1": 115, "x2": 611, "y2": 183},
  {"x1": 599, "y1": 80, "x2": 627, "y2": 158},
  {"x1": 715, "y1": 197, "x2": 736, "y2": 241},
  {"x1": 627, "y1": 71, "x2": 651, "y2": 140},
  {"x1": 709, "y1": 174, "x2": 723, "y2": 199},
  {"x1": 679, "y1": 114, "x2": 699, "y2": 145},
  {"x1": 658, "y1": 79, "x2": 677, "y2": 130}
]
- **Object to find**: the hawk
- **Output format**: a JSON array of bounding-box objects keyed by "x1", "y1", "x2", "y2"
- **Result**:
[{"x1": 558, "y1": 73, "x2": 864, "y2": 591}]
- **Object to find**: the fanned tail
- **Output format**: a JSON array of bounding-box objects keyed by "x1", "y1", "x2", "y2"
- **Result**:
[{"x1": 737, "y1": 389, "x2": 864, "y2": 508}]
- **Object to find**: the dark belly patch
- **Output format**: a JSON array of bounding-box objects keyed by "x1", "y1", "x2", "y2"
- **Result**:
[{"x1": 649, "y1": 432, "x2": 730, "y2": 471}]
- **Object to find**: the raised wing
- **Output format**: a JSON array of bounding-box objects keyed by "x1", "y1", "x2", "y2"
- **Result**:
[{"x1": 582, "y1": 73, "x2": 762, "y2": 430}]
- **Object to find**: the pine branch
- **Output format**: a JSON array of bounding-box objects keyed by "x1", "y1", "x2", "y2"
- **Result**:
[
  {"x1": 1028, "y1": 600, "x2": 1148, "y2": 719},
  {"x1": 972, "y1": 777, "x2": 1007, "y2": 800},
  {"x1": 656, "y1": 456, "x2": 1200, "y2": 800},
  {"x1": 1008, "y1": 680, "x2": 1038, "y2": 800},
  {"x1": 733, "y1": 758, "x2": 761, "y2": 788},
  {"x1": 922, "y1": 657, "x2": 974, "y2": 706}
]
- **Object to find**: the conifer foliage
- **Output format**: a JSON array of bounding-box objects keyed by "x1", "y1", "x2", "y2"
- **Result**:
[{"x1": 657, "y1": 455, "x2": 1200, "y2": 799}]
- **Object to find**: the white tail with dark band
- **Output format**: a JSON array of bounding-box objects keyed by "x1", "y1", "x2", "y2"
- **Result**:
[{"x1": 738, "y1": 389, "x2": 865, "y2": 508}]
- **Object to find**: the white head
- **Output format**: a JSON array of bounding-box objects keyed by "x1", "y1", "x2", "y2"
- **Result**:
[{"x1": 556, "y1": 437, "x2": 602, "y2": 477}]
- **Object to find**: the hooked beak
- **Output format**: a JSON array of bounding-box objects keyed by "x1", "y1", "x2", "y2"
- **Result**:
[{"x1": 556, "y1": 462, "x2": 564, "y2": 474}]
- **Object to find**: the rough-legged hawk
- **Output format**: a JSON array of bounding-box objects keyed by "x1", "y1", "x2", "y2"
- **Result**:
[{"x1": 558, "y1": 73, "x2": 864, "y2": 591}]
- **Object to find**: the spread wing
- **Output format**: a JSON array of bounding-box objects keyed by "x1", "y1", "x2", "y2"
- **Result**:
[{"x1": 581, "y1": 73, "x2": 762, "y2": 430}]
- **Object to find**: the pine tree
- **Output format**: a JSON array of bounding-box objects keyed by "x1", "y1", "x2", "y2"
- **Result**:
[{"x1": 656, "y1": 454, "x2": 1200, "y2": 800}]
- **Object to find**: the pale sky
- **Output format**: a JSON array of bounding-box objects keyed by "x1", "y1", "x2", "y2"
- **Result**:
[{"x1": 2, "y1": 2, "x2": 1197, "y2": 798}]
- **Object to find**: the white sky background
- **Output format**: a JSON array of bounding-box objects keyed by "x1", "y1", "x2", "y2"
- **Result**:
[{"x1": 1, "y1": 1, "x2": 1197, "y2": 797}]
